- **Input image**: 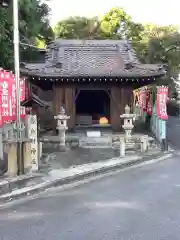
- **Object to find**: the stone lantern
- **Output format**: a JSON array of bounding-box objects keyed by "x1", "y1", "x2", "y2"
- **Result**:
[
  {"x1": 120, "y1": 105, "x2": 136, "y2": 142},
  {"x1": 54, "y1": 106, "x2": 70, "y2": 150}
]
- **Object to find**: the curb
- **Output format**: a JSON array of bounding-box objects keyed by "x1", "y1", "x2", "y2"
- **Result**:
[
  {"x1": 0, "y1": 152, "x2": 173, "y2": 204},
  {"x1": 0, "y1": 175, "x2": 39, "y2": 196}
]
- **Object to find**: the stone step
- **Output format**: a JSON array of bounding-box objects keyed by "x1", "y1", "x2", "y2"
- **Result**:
[{"x1": 79, "y1": 137, "x2": 112, "y2": 148}]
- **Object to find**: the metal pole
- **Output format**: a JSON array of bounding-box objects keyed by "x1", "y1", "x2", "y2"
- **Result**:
[{"x1": 13, "y1": 0, "x2": 24, "y2": 175}]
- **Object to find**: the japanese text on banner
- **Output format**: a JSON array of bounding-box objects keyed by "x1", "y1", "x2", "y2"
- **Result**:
[{"x1": 0, "y1": 70, "x2": 26, "y2": 124}]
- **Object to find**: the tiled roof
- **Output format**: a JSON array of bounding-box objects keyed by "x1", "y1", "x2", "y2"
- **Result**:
[{"x1": 20, "y1": 39, "x2": 166, "y2": 78}]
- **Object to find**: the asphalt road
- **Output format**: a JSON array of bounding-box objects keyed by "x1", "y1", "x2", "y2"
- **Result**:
[
  {"x1": 0, "y1": 154, "x2": 180, "y2": 240},
  {"x1": 167, "y1": 116, "x2": 180, "y2": 149}
]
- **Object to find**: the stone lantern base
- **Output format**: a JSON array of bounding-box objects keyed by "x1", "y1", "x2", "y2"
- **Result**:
[{"x1": 59, "y1": 145, "x2": 69, "y2": 152}]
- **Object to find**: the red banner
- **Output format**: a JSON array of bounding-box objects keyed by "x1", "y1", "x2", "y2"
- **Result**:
[
  {"x1": 146, "y1": 90, "x2": 152, "y2": 116},
  {"x1": 0, "y1": 70, "x2": 13, "y2": 123},
  {"x1": 139, "y1": 88, "x2": 147, "y2": 111},
  {"x1": 0, "y1": 69, "x2": 26, "y2": 125},
  {"x1": 159, "y1": 86, "x2": 168, "y2": 120},
  {"x1": 20, "y1": 78, "x2": 26, "y2": 119},
  {"x1": 156, "y1": 87, "x2": 160, "y2": 118},
  {"x1": 156, "y1": 86, "x2": 168, "y2": 120},
  {"x1": 0, "y1": 88, "x2": 3, "y2": 127}
]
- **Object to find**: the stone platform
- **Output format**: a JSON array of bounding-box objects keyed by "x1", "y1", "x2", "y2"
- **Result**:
[
  {"x1": 39, "y1": 131, "x2": 158, "y2": 171},
  {"x1": 40, "y1": 132, "x2": 156, "y2": 151}
]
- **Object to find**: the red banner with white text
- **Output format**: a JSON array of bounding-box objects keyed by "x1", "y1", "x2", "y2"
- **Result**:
[
  {"x1": 156, "y1": 86, "x2": 168, "y2": 120},
  {"x1": 0, "y1": 69, "x2": 26, "y2": 125}
]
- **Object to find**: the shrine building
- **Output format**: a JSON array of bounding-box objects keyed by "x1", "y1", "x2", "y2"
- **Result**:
[{"x1": 20, "y1": 39, "x2": 166, "y2": 132}]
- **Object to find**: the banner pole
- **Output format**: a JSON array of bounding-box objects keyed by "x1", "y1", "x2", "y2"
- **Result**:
[{"x1": 13, "y1": 0, "x2": 24, "y2": 175}]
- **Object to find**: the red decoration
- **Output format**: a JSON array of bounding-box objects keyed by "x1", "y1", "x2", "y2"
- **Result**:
[
  {"x1": 156, "y1": 87, "x2": 160, "y2": 117},
  {"x1": 156, "y1": 86, "x2": 168, "y2": 120},
  {"x1": 146, "y1": 90, "x2": 152, "y2": 116},
  {"x1": 0, "y1": 69, "x2": 26, "y2": 125},
  {"x1": 159, "y1": 86, "x2": 168, "y2": 120},
  {"x1": 139, "y1": 89, "x2": 142, "y2": 108},
  {"x1": 20, "y1": 78, "x2": 26, "y2": 119},
  {"x1": 139, "y1": 88, "x2": 147, "y2": 111},
  {"x1": 0, "y1": 70, "x2": 14, "y2": 123},
  {"x1": 0, "y1": 89, "x2": 3, "y2": 127}
]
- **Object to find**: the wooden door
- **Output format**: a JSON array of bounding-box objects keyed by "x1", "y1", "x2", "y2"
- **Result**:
[{"x1": 53, "y1": 85, "x2": 76, "y2": 131}]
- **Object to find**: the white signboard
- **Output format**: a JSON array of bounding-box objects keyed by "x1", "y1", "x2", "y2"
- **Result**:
[
  {"x1": 86, "y1": 131, "x2": 101, "y2": 137},
  {"x1": 27, "y1": 115, "x2": 38, "y2": 171}
]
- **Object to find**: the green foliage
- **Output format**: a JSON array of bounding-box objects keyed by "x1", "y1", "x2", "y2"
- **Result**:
[
  {"x1": 100, "y1": 8, "x2": 144, "y2": 41},
  {"x1": 1, "y1": 3, "x2": 180, "y2": 95},
  {"x1": 0, "y1": 7, "x2": 13, "y2": 69},
  {"x1": 54, "y1": 7, "x2": 144, "y2": 41},
  {"x1": 0, "y1": 0, "x2": 54, "y2": 70},
  {"x1": 141, "y1": 25, "x2": 180, "y2": 94},
  {"x1": 54, "y1": 16, "x2": 100, "y2": 39}
]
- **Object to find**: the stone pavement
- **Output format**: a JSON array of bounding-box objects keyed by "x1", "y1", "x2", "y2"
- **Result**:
[
  {"x1": 40, "y1": 148, "x2": 120, "y2": 170},
  {"x1": 40, "y1": 132, "x2": 157, "y2": 170},
  {"x1": 0, "y1": 146, "x2": 172, "y2": 205},
  {"x1": 0, "y1": 127, "x2": 174, "y2": 205}
]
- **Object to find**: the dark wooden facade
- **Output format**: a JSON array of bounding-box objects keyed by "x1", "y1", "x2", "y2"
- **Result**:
[
  {"x1": 20, "y1": 39, "x2": 166, "y2": 132},
  {"x1": 51, "y1": 84, "x2": 133, "y2": 131}
]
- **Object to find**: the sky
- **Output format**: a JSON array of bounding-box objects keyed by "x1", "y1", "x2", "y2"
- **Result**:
[{"x1": 49, "y1": 0, "x2": 180, "y2": 27}]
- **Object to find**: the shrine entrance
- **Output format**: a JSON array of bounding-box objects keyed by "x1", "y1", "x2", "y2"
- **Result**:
[{"x1": 75, "y1": 89, "x2": 110, "y2": 126}]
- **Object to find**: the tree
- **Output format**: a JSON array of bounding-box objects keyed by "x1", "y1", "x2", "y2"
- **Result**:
[
  {"x1": 54, "y1": 7, "x2": 144, "y2": 41},
  {"x1": 142, "y1": 24, "x2": 178, "y2": 39},
  {"x1": 100, "y1": 7, "x2": 144, "y2": 41},
  {"x1": 136, "y1": 24, "x2": 180, "y2": 95},
  {"x1": 54, "y1": 16, "x2": 101, "y2": 39},
  {"x1": 0, "y1": 7, "x2": 13, "y2": 69},
  {"x1": 0, "y1": 0, "x2": 54, "y2": 69},
  {"x1": 134, "y1": 24, "x2": 180, "y2": 66}
]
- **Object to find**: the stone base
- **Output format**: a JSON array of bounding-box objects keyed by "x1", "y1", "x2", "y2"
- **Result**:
[
  {"x1": 7, "y1": 143, "x2": 18, "y2": 177},
  {"x1": 59, "y1": 145, "x2": 69, "y2": 152},
  {"x1": 23, "y1": 142, "x2": 31, "y2": 174},
  {"x1": 125, "y1": 142, "x2": 135, "y2": 150}
]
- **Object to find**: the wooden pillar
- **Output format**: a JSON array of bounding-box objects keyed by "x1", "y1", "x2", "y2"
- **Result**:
[
  {"x1": 65, "y1": 87, "x2": 76, "y2": 130},
  {"x1": 110, "y1": 86, "x2": 133, "y2": 132},
  {"x1": 53, "y1": 86, "x2": 64, "y2": 115},
  {"x1": 110, "y1": 86, "x2": 121, "y2": 132}
]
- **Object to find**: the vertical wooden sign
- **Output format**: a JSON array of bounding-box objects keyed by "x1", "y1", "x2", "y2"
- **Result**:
[{"x1": 27, "y1": 115, "x2": 38, "y2": 171}]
